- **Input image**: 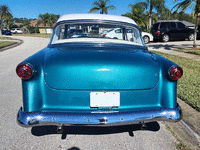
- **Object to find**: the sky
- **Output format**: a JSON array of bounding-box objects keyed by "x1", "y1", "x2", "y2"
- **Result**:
[{"x1": 1, "y1": 0, "x2": 194, "y2": 19}]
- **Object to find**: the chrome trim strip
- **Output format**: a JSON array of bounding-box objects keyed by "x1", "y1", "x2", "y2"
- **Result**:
[{"x1": 17, "y1": 105, "x2": 182, "y2": 127}]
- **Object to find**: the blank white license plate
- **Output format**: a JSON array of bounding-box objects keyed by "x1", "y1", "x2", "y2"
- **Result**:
[{"x1": 90, "y1": 92, "x2": 120, "y2": 108}]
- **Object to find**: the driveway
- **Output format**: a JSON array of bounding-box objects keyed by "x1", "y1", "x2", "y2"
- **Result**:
[
  {"x1": 0, "y1": 36, "x2": 176, "y2": 150},
  {"x1": 147, "y1": 40, "x2": 200, "y2": 61},
  {"x1": 147, "y1": 40, "x2": 200, "y2": 50}
]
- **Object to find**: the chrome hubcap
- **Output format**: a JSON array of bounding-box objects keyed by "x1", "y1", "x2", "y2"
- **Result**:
[
  {"x1": 189, "y1": 34, "x2": 194, "y2": 40},
  {"x1": 144, "y1": 37, "x2": 149, "y2": 43},
  {"x1": 163, "y1": 35, "x2": 169, "y2": 42}
]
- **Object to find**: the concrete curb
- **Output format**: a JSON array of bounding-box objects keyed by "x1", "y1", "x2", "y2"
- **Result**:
[
  {"x1": 0, "y1": 39, "x2": 24, "y2": 52},
  {"x1": 166, "y1": 98, "x2": 200, "y2": 149}
]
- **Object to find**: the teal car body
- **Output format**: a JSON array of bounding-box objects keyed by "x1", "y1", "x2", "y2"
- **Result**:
[{"x1": 17, "y1": 14, "x2": 182, "y2": 129}]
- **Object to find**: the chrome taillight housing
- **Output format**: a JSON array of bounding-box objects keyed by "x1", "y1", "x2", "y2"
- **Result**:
[
  {"x1": 16, "y1": 63, "x2": 34, "y2": 80},
  {"x1": 169, "y1": 66, "x2": 183, "y2": 81}
]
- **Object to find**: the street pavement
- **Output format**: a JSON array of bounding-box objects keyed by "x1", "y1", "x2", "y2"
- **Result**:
[{"x1": 0, "y1": 36, "x2": 177, "y2": 150}]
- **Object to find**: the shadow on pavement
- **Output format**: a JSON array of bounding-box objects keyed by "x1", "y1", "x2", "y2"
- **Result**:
[
  {"x1": 67, "y1": 147, "x2": 80, "y2": 150},
  {"x1": 31, "y1": 122, "x2": 160, "y2": 139},
  {"x1": 147, "y1": 43, "x2": 192, "y2": 50}
]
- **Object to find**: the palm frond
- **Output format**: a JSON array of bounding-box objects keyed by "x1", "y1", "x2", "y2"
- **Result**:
[
  {"x1": 106, "y1": 5, "x2": 116, "y2": 10},
  {"x1": 89, "y1": 7, "x2": 100, "y2": 13}
]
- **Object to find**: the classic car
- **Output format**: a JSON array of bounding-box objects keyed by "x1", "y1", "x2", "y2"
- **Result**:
[{"x1": 16, "y1": 14, "x2": 182, "y2": 133}]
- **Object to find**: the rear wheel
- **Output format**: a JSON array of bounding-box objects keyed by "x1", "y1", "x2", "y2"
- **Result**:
[
  {"x1": 143, "y1": 36, "x2": 150, "y2": 44},
  {"x1": 162, "y1": 34, "x2": 169, "y2": 42},
  {"x1": 189, "y1": 33, "x2": 194, "y2": 41}
]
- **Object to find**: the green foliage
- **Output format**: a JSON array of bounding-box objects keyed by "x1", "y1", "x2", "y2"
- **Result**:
[
  {"x1": 158, "y1": 7, "x2": 172, "y2": 20},
  {"x1": 122, "y1": 2, "x2": 148, "y2": 27},
  {"x1": 141, "y1": 28, "x2": 151, "y2": 33},
  {"x1": 27, "y1": 26, "x2": 35, "y2": 34},
  {"x1": 89, "y1": 0, "x2": 116, "y2": 14},
  {"x1": 38, "y1": 13, "x2": 60, "y2": 31},
  {"x1": 170, "y1": 12, "x2": 196, "y2": 24},
  {"x1": 140, "y1": 0, "x2": 166, "y2": 28},
  {"x1": 21, "y1": 26, "x2": 29, "y2": 34},
  {"x1": 153, "y1": 51, "x2": 200, "y2": 111},
  {"x1": 0, "y1": 41, "x2": 17, "y2": 48},
  {"x1": 0, "y1": 5, "x2": 13, "y2": 32},
  {"x1": 173, "y1": 49, "x2": 200, "y2": 55},
  {"x1": 35, "y1": 27, "x2": 39, "y2": 33}
]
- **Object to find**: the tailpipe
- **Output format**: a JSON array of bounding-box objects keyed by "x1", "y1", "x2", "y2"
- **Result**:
[
  {"x1": 140, "y1": 121, "x2": 147, "y2": 130},
  {"x1": 57, "y1": 124, "x2": 64, "y2": 134}
]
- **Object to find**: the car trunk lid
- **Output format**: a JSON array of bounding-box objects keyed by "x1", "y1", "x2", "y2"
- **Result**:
[{"x1": 43, "y1": 47, "x2": 159, "y2": 90}]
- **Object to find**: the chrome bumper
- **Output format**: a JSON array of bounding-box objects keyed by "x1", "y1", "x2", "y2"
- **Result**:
[{"x1": 17, "y1": 105, "x2": 182, "y2": 127}]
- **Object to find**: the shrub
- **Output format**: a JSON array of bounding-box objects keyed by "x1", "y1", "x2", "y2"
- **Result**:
[{"x1": 21, "y1": 26, "x2": 29, "y2": 34}]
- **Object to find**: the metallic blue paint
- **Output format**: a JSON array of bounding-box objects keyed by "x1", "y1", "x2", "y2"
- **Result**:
[
  {"x1": 44, "y1": 47, "x2": 159, "y2": 90},
  {"x1": 17, "y1": 43, "x2": 181, "y2": 127}
]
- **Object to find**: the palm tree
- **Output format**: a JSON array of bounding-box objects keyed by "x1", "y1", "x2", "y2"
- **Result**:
[
  {"x1": 47, "y1": 14, "x2": 60, "y2": 28},
  {"x1": 158, "y1": 8, "x2": 172, "y2": 20},
  {"x1": 39, "y1": 13, "x2": 50, "y2": 34},
  {"x1": 139, "y1": 0, "x2": 165, "y2": 29},
  {"x1": 172, "y1": 0, "x2": 200, "y2": 48},
  {"x1": 89, "y1": 0, "x2": 116, "y2": 14},
  {"x1": 0, "y1": 5, "x2": 13, "y2": 36},
  {"x1": 122, "y1": 3, "x2": 148, "y2": 27}
]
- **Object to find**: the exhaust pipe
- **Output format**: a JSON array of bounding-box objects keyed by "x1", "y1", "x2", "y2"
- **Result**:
[
  {"x1": 140, "y1": 121, "x2": 147, "y2": 130},
  {"x1": 57, "y1": 124, "x2": 64, "y2": 134}
]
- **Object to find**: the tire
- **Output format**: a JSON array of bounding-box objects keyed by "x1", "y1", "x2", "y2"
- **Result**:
[
  {"x1": 143, "y1": 36, "x2": 150, "y2": 44},
  {"x1": 189, "y1": 33, "x2": 194, "y2": 41},
  {"x1": 162, "y1": 34, "x2": 169, "y2": 42},
  {"x1": 113, "y1": 37, "x2": 118, "y2": 39}
]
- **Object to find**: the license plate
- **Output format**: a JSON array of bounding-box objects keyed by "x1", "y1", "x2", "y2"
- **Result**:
[{"x1": 90, "y1": 92, "x2": 120, "y2": 108}]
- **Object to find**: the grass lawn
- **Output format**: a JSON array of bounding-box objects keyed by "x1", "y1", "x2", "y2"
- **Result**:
[
  {"x1": 153, "y1": 51, "x2": 200, "y2": 111},
  {"x1": 0, "y1": 41, "x2": 17, "y2": 49},
  {"x1": 0, "y1": 37, "x2": 18, "y2": 40},
  {"x1": 173, "y1": 49, "x2": 200, "y2": 56},
  {"x1": 13, "y1": 33, "x2": 52, "y2": 38}
]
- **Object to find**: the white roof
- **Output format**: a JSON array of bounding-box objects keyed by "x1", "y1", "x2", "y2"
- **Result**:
[{"x1": 57, "y1": 14, "x2": 137, "y2": 25}]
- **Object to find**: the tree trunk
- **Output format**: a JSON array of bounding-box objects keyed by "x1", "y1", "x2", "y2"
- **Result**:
[
  {"x1": 0, "y1": 21, "x2": 2, "y2": 38},
  {"x1": 148, "y1": 14, "x2": 152, "y2": 29},
  {"x1": 193, "y1": 16, "x2": 198, "y2": 48},
  {"x1": 148, "y1": 2, "x2": 153, "y2": 29}
]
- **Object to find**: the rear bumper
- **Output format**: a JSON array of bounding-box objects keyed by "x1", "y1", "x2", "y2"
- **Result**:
[{"x1": 17, "y1": 105, "x2": 182, "y2": 127}]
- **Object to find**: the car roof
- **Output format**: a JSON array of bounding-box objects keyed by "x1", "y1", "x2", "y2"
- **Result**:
[{"x1": 57, "y1": 14, "x2": 137, "y2": 26}]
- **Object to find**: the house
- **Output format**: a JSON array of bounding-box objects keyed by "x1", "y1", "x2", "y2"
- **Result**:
[{"x1": 29, "y1": 19, "x2": 53, "y2": 34}]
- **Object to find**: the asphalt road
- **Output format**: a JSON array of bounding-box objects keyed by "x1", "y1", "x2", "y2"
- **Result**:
[{"x1": 0, "y1": 36, "x2": 176, "y2": 150}]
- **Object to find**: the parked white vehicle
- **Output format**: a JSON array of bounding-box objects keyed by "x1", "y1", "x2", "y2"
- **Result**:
[
  {"x1": 11, "y1": 28, "x2": 23, "y2": 34},
  {"x1": 141, "y1": 32, "x2": 154, "y2": 44},
  {"x1": 103, "y1": 28, "x2": 153, "y2": 44}
]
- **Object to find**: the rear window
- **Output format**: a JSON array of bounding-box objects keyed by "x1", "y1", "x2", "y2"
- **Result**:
[
  {"x1": 177, "y1": 22, "x2": 185, "y2": 29},
  {"x1": 152, "y1": 23, "x2": 159, "y2": 30},
  {"x1": 51, "y1": 21, "x2": 144, "y2": 46},
  {"x1": 160, "y1": 22, "x2": 170, "y2": 29}
]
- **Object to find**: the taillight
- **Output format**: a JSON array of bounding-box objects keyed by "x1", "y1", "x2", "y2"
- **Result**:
[
  {"x1": 169, "y1": 66, "x2": 183, "y2": 81},
  {"x1": 103, "y1": 34, "x2": 107, "y2": 37},
  {"x1": 16, "y1": 63, "x2": 33, "y2": 80},
  {"x1": 156, "y1": 30, "x2": 161, "y2": 34}
]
